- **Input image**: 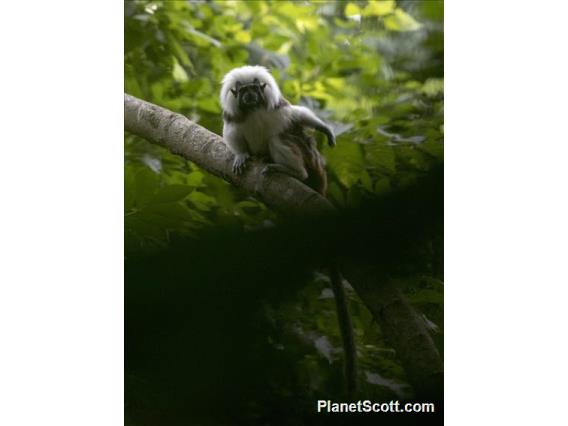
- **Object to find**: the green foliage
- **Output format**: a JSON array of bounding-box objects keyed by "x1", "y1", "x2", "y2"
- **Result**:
[
  {"x1": 125, "y1": 0, "x2": 443, "y2": 419},
  {"x1": 125, "y1": 0, "x2": 443, "y2": 241},
  {"x1": 125, "y1": 0, "x2": 443, "y2": 216}
]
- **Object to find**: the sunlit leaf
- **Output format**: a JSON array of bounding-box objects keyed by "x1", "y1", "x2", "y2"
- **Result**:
[
  {"x1": 183, "y1": 24, "x2": 222, "y2": 47},
  {"x1": 172, "y1": 58, "x2": 188, "y2": 82},
  {"x1": 234, "y1": 30, "x2": 251, "y2": 44},
  {"x1": 144, "y1": 2, "x2": 158, "y2": 15},
  {"x1": 277, "y1": 41, "x2": 293, "y2": 55},
  {"x1": 362, "y1": 0, "x2": 395, "y2": 17},
  {"x1": 384, "y1": 8, "x2": 422, "y2": 31},
  {"x1": 345, "y1": 3, "x2": 361, "y2": 17},
  {"x1": 186, "y1": 171, "x2": 204, "y2": 187},
  {"x1": 296, "y1": 16, "x2": 320, "y2": 33},
  {"x1": 324, "y1": 77, "x2": 345, "y2": 91},
  {"x1": 421, "y1": 78, "x2": 444, "y2": 97},
  {"x1": 168, "y1": 35, "x2": 192, "y2": 68}
]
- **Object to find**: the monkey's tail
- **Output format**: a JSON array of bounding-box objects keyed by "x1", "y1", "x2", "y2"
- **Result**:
[{"x1": 329, "y1": 265, "x2": 357, "y2": 399}]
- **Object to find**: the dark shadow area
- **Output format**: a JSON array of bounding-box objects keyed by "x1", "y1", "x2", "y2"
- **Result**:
[{"x1": 126, "y1": 165, "x2": 443, "y2": 425}]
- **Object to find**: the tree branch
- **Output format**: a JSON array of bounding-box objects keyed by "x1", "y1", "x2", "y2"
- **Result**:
[{"x1": 124, "y1": 93, "x2": 443, "y2": 399}]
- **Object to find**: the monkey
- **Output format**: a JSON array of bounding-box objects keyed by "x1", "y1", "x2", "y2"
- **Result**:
[
  {"x1": 220, "y1": 65, "x2": 335, "y2": 195},
  {"x1": 220, "y1": 66, "x2": 357, "y2": 397}
]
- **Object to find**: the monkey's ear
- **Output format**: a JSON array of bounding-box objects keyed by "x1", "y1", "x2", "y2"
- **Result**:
[
  {"x1": 231, "y1": 81, "x2": 241, "y2": 97},
  {"x1": 260, "y1": 83, "x2": 267, "y2": 91}
]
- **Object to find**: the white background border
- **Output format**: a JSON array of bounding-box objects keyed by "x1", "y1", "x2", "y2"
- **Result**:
[
  {"x1": 0, "y1": 2, "x2": 123, "y2": 425},
  {"x1": 0, "y1": 0, "x2": 567, "y2": 424}
]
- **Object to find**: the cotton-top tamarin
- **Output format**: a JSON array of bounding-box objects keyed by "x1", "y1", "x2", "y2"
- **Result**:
[{"x1": 220, "y1": 65, "x2": 336, "y2": 195}]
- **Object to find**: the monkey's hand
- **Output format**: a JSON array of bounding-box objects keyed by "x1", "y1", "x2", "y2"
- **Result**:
[
  {"x1": 327, "y1": 131, "x2": 336, "y2": 148},
  {"x1": 317, "y1": 125, "x2": 336, "y2": 147},
  {"x1": 232, "y1": 153, "x2": 250, "y2": 174}
]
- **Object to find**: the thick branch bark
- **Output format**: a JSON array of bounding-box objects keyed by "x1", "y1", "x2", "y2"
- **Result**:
[
  {"x1": 124, "y1": 93, "x2": 443, "y2": 399},
  {"x1": 343, "y1": 266, "x2": 443, "y2": 399}
]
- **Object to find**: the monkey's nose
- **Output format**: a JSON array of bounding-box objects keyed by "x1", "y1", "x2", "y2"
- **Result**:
[{"x1": 243, "y1": 93, "x2": 257, "y2": 104}]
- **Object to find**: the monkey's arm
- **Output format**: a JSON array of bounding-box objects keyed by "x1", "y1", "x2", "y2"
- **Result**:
[
  {"x1": 291, "y1": 105, "x2": 336, "y2": 147},
  {"x1": 223, "y1": 122, "x2": 250, "y2": 174}
]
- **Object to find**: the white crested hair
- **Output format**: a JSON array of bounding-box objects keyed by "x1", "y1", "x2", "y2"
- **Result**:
[{"x1": 220, "y1": 65, "x2": 282, "y2": 116}]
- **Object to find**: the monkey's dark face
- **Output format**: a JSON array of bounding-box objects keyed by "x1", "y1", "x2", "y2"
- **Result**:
[{"x1": 231, "y1": 79, "x2": 267, "y2": 112}]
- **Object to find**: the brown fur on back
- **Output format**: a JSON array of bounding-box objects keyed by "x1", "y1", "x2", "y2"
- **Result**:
[{"x1": 279, "y1": 124, "x2": 327, "y2": 196}]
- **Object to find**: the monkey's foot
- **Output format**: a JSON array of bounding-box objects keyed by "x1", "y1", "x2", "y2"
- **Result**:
[{"x1": 232, "y1": 153, "x2": 250, "y2": 174}]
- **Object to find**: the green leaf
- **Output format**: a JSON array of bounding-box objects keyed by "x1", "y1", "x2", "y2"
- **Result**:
[
  {"x1": 420, "y1": 140, "x2": 444, "y2": 160},
  {"x1": 366, "y1": 143, "x2": 397, "y2": 173},
  {"x1": 362, "y1": 1, "x2": 395, "y2": 17},
  {"x1": 184, "y1": 24, "x2": 222, "y2": 47},
  {"x1": 421, "y1": 78, "x2": 444, "y2": 97},
  {"x1": 172, "y1": 58, "x2": 188, "y2": 82},
  {"x1": 420, "y1": 0, "x2": 444, "y2": 22},
  {"x1": 143, "y1": 203, "x2": 194, "y2": 225},
  {"x1": 152, "y1": 185, "x2": 192, "y2": 203},
  {"x1": 188, "y1": 191, "x2": 217, "y2": 211},
  {"x1": 326, "y1": 182, "x2": 345, "y2": 206},
  {"x1": 326, "y1": 142, "x2": 366, "y2": 188},
  {"x1": 197, "y1": 97, "x2": 221, "y2": 114},
  {"x1": 384, "y1": 9, "x2": 422, "y2": 31},
  {"x1": 345, "y1": 3, "x2": 361, "y2": 17},
  {"x1": 168, "y1": 35, "x2": 192, "y2": 67},
  {"x1": 134, "y1": 167, "x2": 160, "y2": 207},
  {"x1": 234, "y1": 30, "x2": 251, "y2": 44},
  {"x1": 186, "y1": 171, "x2": 204, "y2": 187},
  {"x1": 374, "y1": 177, "x2": 391, "y2": 195}
]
